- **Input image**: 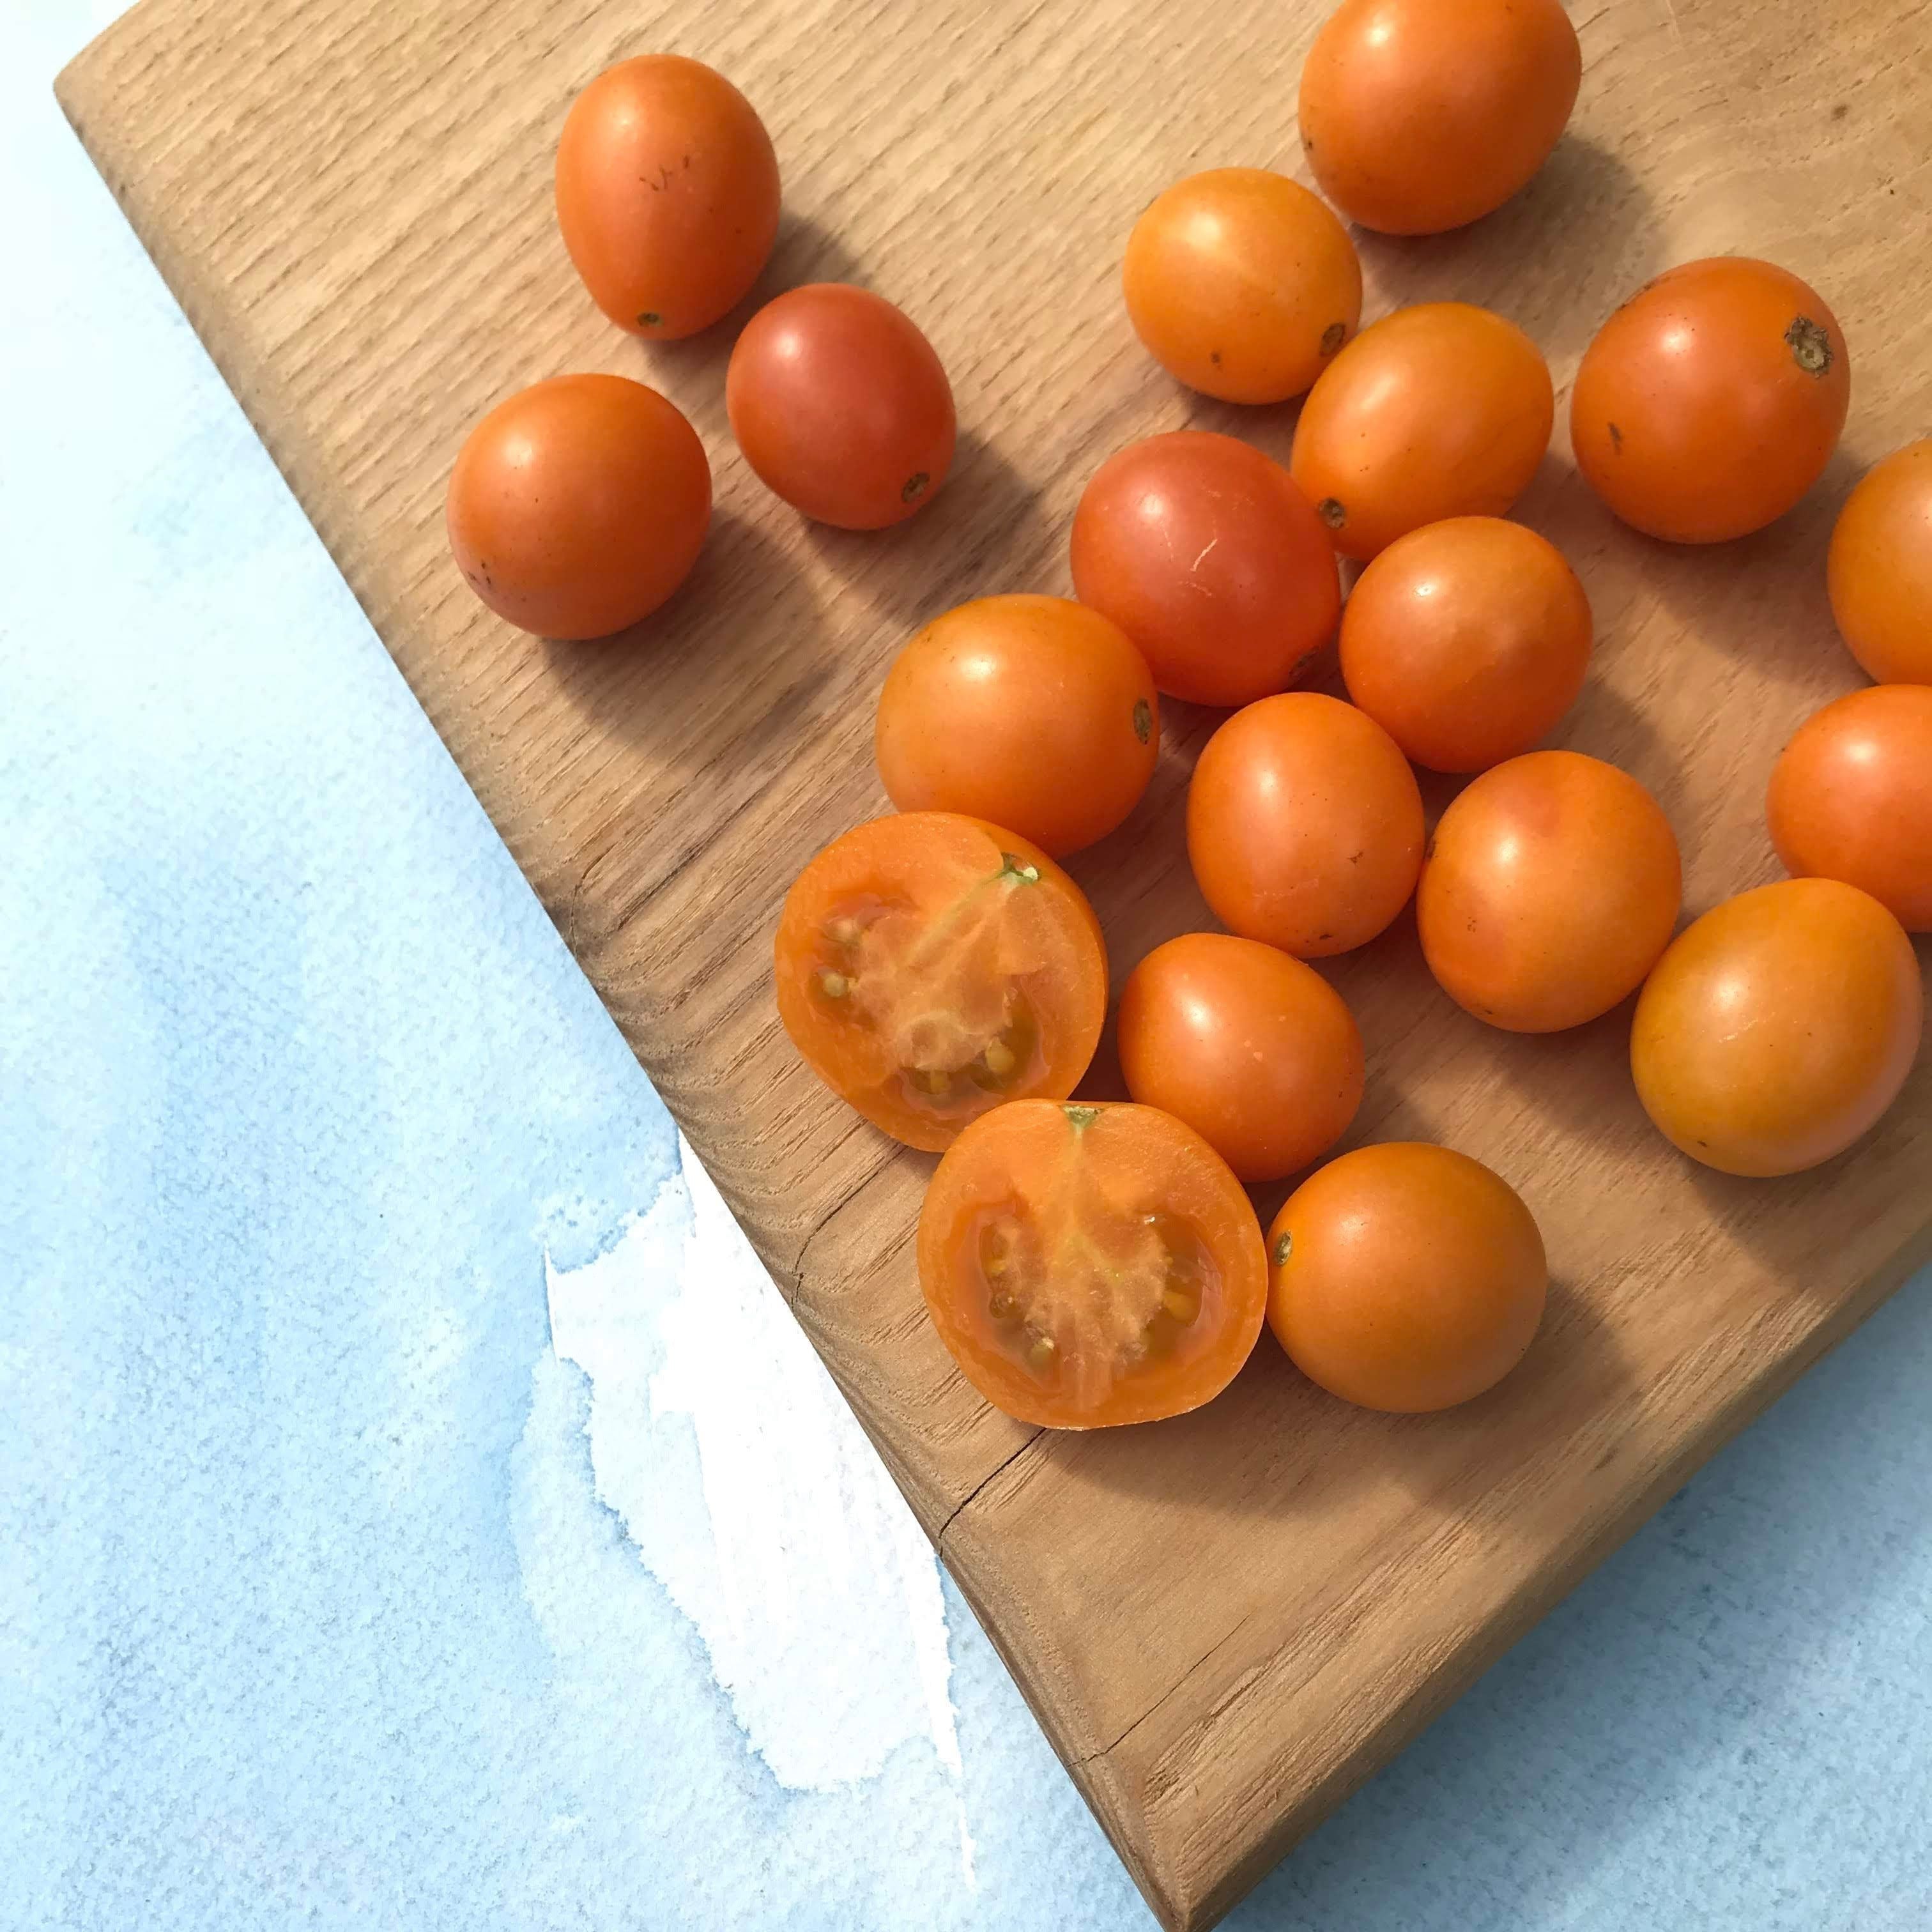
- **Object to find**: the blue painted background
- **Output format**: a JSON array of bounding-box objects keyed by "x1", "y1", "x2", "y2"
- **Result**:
[{"x1": 4, "y1": 4, "x2": 1929, "y2": 1926}]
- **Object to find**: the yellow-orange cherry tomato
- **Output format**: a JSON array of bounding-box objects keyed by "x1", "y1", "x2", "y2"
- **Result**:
[
  {"x1": 875, "y1": 597, "x2": 1158, "y2": 857},
  {"x1": 1070, "y1": 431, "x2": 1341, "y2": 707},
  {"x1": 1828, "y1": 439, "x2": 1932, "y2": 684},
  {"x1": 1767, "y1": 685, "x2": 1932, "y2": 931},
  {"x1": 1572, "y1": 258, "x2": 1850, "y2": 544},
  {"x1": 445, "y1": 374, "x2": 710, "y2": 640},
  {"x1": 1340, "y1": 516, "x2": 1592, "y2": 772},
  {"x1": 1298, "y1": 0, "x2": 1581, "y2": 236},
  {"x1": 1188, "y1": 693, "x2": 1425, "y2": 958},
  {"x1": 555, "y1": 55, "x2": 781, "y2": 340},
  {"x1": 1117, "y1": 933, "x2": 1365, "y2": 1183},
  {"x1": 1267, "y1": 1143, "x2": 1547, "y2": 1412},
  {"x1": 1291, "y1": 304, "x2": 1553, "y2": 560},
  {"x1": 918, "y1": 1100, "x2": 1268, "y2": 1429},
  {"x1": 1122, "y1": 168, "x2": 1362, "y2": 404},
  {"x1": 728, "y1": 284, "x2": 955, "y2": 529},
  {"x1": 1631, "y1": 878, "x2": 1922, "y2": 1177},
  {"x1": 1418, "y1": 751, "x2": 1682, "y2": 1032},
  {"x1": 774, "y1": 815, "x2": 1107, "y2": 1151}
]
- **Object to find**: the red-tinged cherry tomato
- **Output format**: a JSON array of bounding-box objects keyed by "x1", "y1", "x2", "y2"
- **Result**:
[
  {"x1": 1117, "y1": 933, "x2": 1365, "y2": 1183},
  {"x1": 1291, "y1": 304, "x2": 1553, "y2": 560},
  {"x1": 1418, "y1": 751, "x2": 1682, "y2": 1032},
  {"x1": 875, "y1": 596, "x2": 1158, "y2": 857},
  {"x1": 1339, "y1": 516, "x2": 1592, "y2": 772},
  {"x1": 1122, "y1": 168, "x2": 1362, "y2": 404},
  {"x1": 726, "y1": 284, "x2": 954, "y2": 529},
  {"x1": 1188, "y1": 693, "x2": 1425, "y2": 958},
  {"x1": 917, "y1": 1099, "x2": 1268, "y2": 1428},
  {"x1": 1630, "y1": 878, "x2": 1922, "y2": 1177},
  {"x1": 774, "y1": 814, "x2": 1106, "y2": 1151},
  {"x1": 1267, "y1": 1143, "x2": 1547, "y2": 1412},
  {"x1": 1070, "y1": 431, "x2": 1341, "y2": 707},
  {"x1": 1828, "y1": 439, "x2": 1932, "y2": 684},
  {"x1": 446, "y1": 374, "x2": 710, "y2": 640},
  {"x1": 1299, "y1": 0, "x2": 1581, "y2": 236},
  {"x1": 555, "y1": 56, "x2": 780, "y2": 340},
  {"x1": 1767, "y1": 685, "x2": 1932, "y2": 931},
  {"x1": 1572, "y1": 258, "x2": 1850, "y2": 544}
]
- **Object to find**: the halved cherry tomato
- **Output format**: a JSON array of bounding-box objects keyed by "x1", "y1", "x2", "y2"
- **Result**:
[
  {"x1": 1571, "y1": 257, "x2": 1850, "y2": 544},
  {"x1": 1188, "y1": 693, "x2": 1425, "y2": 958},
  {"x1": 1631, "y1": 878, "x2": 1922, "y2": 1177},
  {"x1": 1339, "y1": 516, "x2": 1591, "y2": 772},
  {"x1": 1121, "y1": 168, "x2": 1362, "y2": 404},
  {"x1": 445, "y1": 374, "x2": 710, "y2": 640},
  {"x1": 727, "y1": 284, "x2": 954, "y2": 528},
  {"x1": 1291, "y1": 304, "x2": 1553, "y2": 560},
  {"x1": 1070, "y1": 431, "x2": 1341, "y2": 708},
  {"x1": 1117, "y1": 933, "x2": 1365, "y2": 1183},
  {"x1": 875, "y1": 596, "x2": 1158, "y2": 857},
  {"x1": 555, "y1": 56, "x2": 780, "y2": 340},
  {"x1": 1267, "y1": 1142, "x2": 1547, "y2": 1412},
  {"x1": 1767, "y1": 684, "x2": 1932, "y2": 931},
  {"x1": 1828, "y1": 438, "x2": 1932, "y2": 684},
  {"x1": 774, "y1": 814, "x2": 1106, "y2": 1151},
  {"x1": 917, "y1": 1099, "x2": 1268, "y2": 1428},
  {"x1": 1298, "y1": 0, "x2": 1581, "y2": 236},
  {"x1": 1418, "y1": 751, "x2": 1682, "y2": 1032}
]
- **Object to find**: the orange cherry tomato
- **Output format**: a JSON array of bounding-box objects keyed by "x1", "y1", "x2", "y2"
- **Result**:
[
  {"x1": 774, "y1": 815, "x2": 1107, "y2": 1152},
  {"x1": 1572, "y1": 258, "x2": 1850, "y2": 544},
  {"x1": 1069, "y1": 432, "x2": 1342, "y2": 707},
  {"x1": 726, "y1": 284, "x2": 954, "y2": 529},
  {"x1": 1767, "y1": 685, "x2": 1932, "y2": 931},
  {"x1": 1631, "y1": 878, "x2": 1922, "y2": 1177},
  {"x1": 875, "y1": 596, "x2": 1159, "y2": 857},
  {"x1": 1121, "y1": 167, "x2": 1362, "y2": 404},
  {"x1": 1298, "y1": 0, "x2": 1581, "y2": 236},
  {"x1": 1828, "y1": 439, "x2": 1932, "y2": 684},
  {"x1": 1418, "y1": 751, "x2": 1682, "y2": 1032},
  {"x1": 1291, "y1": 304, "x2": 1553, "y2": 560},
  {"x1": 917, "y1": 1099, "x2": 1268, "y2": 1428},
  {"x1": 1188, "y1": 692, "x2": 1425, "y2": 958},
  {"x1": 445, "y1": 374, "x2": 710, "y2": 640},
  {"x1": 1340, "y1": 516, "x2": 1592, "y2": 772},
  {"x1": 1267, "y1": 1143, "x2": 1546, "y2": 1412},
  {"x1": 555, "y1": 56, "x2": 780, "y2": 340},
  {"x1": 1117, "y1": 933, "x2": 1365, "y2": 1183}
]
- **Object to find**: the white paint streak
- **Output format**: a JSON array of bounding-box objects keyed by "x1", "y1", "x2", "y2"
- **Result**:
[{"x1": 544, "y1": 1136, "x2": 975, "y2": 1880}]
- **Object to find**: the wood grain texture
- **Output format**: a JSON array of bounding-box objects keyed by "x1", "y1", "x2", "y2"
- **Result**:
[{"x1": 57, "y1": 1, "x2": 1932, "y2": 1924}]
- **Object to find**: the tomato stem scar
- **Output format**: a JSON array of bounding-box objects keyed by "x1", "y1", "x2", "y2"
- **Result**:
[
  {"x1": 1272, "y1": 1232, "x2": 1292, "y2": 1266},
  {"x1": 1317, "y1": 498, "x2": 1346, "y2": 529},
  {"x1": 1132, "y1": 698, "x2": 1153, "y2": 744},
  {"x1": 1784, "y1": 316, "x2": 1833, "y2": 375},
  {"x1": 1062, "y1": 1105, "x2": 1101, "y2": 1130}
]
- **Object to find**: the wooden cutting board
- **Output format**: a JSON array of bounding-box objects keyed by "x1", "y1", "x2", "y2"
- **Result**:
[{"x1": 59, "y1": 1, "x2": 1932, "y2": 1924}]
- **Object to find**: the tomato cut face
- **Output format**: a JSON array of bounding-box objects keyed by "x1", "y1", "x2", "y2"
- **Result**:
[
  {"x1": 918, "y1": 1101, "x2": 1268, "y2": 1429},
  {"x1": 774, "y1": 815, "x2": 1107, "y2": 1151}
]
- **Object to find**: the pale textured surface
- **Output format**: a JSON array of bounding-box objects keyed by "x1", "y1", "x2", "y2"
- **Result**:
[{"x1": 17, "y1": 0, "x2": 1932, "y2": 1926}]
